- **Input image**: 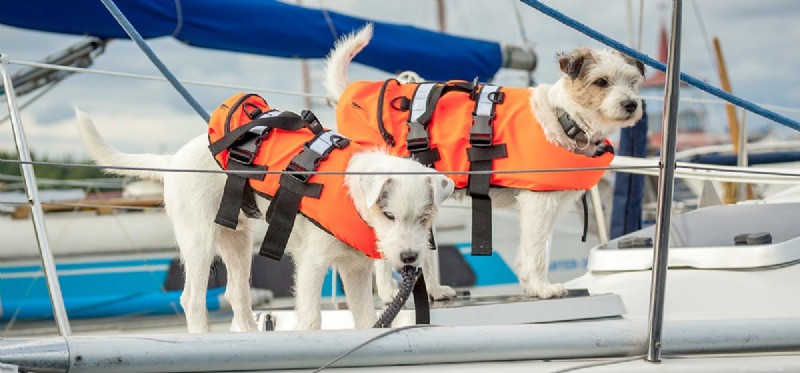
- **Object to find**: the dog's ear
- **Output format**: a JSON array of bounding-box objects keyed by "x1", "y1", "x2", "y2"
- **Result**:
[
  {"x1": 364, "y1": 176, "x2": 393, "y2": 209},
  {"x1": 558, "y1": 49, "x2": 595, "y2": 80},
  {"x1": 429, "y1": 175, "x2": 454, "y2": 207},
  {"x1": 632, "y1": 59, "x2": 645, "y2": 76},
  {"x1": 612, "y1": 50, "x2": 646, "y2": 76}
]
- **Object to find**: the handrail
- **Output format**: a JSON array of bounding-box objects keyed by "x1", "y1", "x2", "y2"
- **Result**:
[{"x1": 674, "y1": 140, "x2": 800, "y2": 161}]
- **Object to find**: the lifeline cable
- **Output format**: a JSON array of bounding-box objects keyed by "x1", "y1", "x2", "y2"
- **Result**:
[
  {"x1": 0, "y1": 157, "x2": 661, "y2": 177},
  {"x1": 11, "y1": 58, "x2": 799, "y2": 114},
  {"x1": 312, "y1": 324, "x2": 432, "y2": 372},
  {"x1": 518, "y1": 0, "x2": 800, "y2": 133}
]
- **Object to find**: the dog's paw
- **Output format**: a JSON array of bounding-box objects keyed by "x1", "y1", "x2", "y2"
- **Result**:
[
  {"x1": 523, "y1": 282, "x2": 568, "y2": 299},
  {"x1": 427, "y1": 284, "x2": 457, "y2": 302}
]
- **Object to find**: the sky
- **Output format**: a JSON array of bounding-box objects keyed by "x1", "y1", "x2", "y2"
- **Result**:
[{"x1": 0, "y1": 0, "x2": 799, "y2": 159}]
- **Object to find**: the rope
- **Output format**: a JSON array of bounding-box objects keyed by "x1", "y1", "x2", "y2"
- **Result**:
[
  {"x1": 98, "y1": 0, "x2": 209, "y2": 122},
  {"x1": 373, "y1": 266, "x2": 420, "y2": 328},
  {"x1": 517, "y1": 0, "x2": 800, "y2": 132}
]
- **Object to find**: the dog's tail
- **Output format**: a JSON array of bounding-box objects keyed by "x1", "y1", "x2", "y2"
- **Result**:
[
  {"x1": 323, "y1": 23, "x2": 374, "y2": 103},
  {"x1": 75, "y1": 108, "x2": 171, "y2": 181}
]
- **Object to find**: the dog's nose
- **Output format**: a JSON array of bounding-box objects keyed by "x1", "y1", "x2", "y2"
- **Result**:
[
  {"x1": 622, "y1": 100, "x2": 638, "y2": 113},
  {"x1": 400, "y1": 251, "x2": 419, "y2": 265}
]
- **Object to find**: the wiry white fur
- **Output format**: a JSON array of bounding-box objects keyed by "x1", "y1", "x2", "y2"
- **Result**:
[
  {"x1": 325, "y1": 25, "x2": 644, "y2": 300},
  {"x1": 324, "y1": 23, "x2": 374, "y2": 102},
  {"x1": 76, "y1": 111, "x2": 453, "y2": 332}
]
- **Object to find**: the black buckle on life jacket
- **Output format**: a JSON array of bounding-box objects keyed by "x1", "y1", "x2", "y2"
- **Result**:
[
  {"x1": 301, "y1": 109, "x2": 323, "y2": 135},
  {"x1": 469, "y1": 114, "x2": 495, "y2": 147},
  {"x1": 407, "y1": 121, "x2": 430, "y2": 152},
  {"x1": 228, "y1": 146, "x2": 256, "y2": 165},
  {"x1": 285, "y1": 130, "x2": 350, "y2": 183},
  {"x1": 228, "y1": 127, "x2": 271, "y2": 165},
  {"x1": 286, "y1": 147, "x2": 319, "y2": 183}
]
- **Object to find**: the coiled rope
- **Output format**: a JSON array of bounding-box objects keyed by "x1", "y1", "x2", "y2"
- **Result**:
[{"x1": 518, "y1": 0, "x2": 800, "y2": 133}]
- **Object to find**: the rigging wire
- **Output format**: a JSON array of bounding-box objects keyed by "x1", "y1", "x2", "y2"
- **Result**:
[
  {"x1": 316, "y1": 0, "x2": 339, "y2": 41},
  {"x1": 7, "y1": 59, "x2": 327, "y2": 98},
  {"x1": 636, "y1": 0, "x2": 644, "y2": 52},
  {"x1": 7, "y1": 59, "x2": 799, "y2": 115},
  {"x1": 689, "y1": 0, "x2": 720, "y2": 77},
  {"x1": 0, "y1": 82, "x2": 57, "y2": 126}
]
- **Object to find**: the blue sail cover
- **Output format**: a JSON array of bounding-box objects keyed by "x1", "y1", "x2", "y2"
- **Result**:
[{"x1": 0, "y1": 0, "x2": 502, "y2": 81}]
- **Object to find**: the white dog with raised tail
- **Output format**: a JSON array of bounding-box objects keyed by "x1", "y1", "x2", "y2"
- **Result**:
[
  {"x1": 75, "y1": 104, "x2": 453, "y2": 332},
  {"x1": 325, "y1": 24, "x2": 644, "y2": 300}
]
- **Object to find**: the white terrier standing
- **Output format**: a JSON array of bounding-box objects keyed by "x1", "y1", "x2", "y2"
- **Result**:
[
  {"x1": 76, "y1": 109, "x2": 454, "y2": 331},
  {"x1": 325, "y1": 24, "x2": 644, "y2": 300}
]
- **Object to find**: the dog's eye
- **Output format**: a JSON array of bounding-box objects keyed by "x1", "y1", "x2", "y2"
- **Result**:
[
  {"x1": 593, "y1": 78, "x2": 608, "y2": 87},
  {"x1": 383, "y1": 211, "x2": 395, "y2": 221}
]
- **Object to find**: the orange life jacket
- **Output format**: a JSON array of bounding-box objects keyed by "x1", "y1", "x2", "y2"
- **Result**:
[
  {"x1": 336, "y1": 80, "x2": 614, "y2": 192},
  {"x1": 208, "y1": 93, "x2": 380, "y2": 260}
]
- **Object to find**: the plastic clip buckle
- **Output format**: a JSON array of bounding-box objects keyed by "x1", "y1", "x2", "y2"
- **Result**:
[
  {"x1": 406, "y1": 121, "x2": 430, "y2": 152},
  {"x1": 287, "y1": 147, "x2": 321, "y2": 183},
  {"x1": 228, "y1": 147, "x2": 256, "y2": 165},
  {"x1": 469, "y1": 114, "x2": 494, "y2": 147},
  {"x1": 301, "y1": 110, "x2": 323, "y2": 135}
]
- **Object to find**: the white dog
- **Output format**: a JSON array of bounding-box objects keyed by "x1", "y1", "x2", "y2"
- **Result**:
[
  {"x1": 76, "y1": 109, "x2": 453, "y2": 332},
  {"x1": 325, "y1": 24, "x2": 644, "y2": 300}
]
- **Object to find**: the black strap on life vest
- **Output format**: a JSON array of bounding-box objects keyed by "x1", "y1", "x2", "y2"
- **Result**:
[
  {"x1": 259, "y1": 110, "x2": 352, "y2": 260},
  {"x1": 210, "y1": 110, "x2": 307, "y2": 230},
  {"x1": 376, "y1": 78, "x2": 400, "y2": 147},
  {"x1": 466, "y1": 84, "x2": 508, "y2": 256},
  {"x1": 412, "y1": 271, "x2": 430, "y2": 324}
]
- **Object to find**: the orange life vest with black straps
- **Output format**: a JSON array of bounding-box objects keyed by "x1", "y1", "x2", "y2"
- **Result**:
[
  {"x1": 337, "y1": 80, "x2": 614, "y2": 256},
  {"x1": 208, "y1": 93, "x2": 381, "y2": 260},
  {"x1": 336, "y1": 80, "x2": 614, "y2": 192}
]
